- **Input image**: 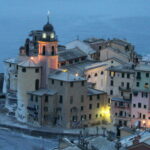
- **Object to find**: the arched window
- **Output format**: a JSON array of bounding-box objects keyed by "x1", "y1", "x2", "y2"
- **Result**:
[
  {"x1": 35, "y1": 79, "x2": 39, "y2": 90},
  {"x1": 42, "y1": 46, "x2": 46, "y2": 55},
  {"x1": 51, "y1": 46, "x2": 55, "y2": 56}
]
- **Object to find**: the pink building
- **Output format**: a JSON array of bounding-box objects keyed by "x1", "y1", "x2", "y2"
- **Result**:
[
  {"x1": 131, "y1": 64, "x2": 150, "y2": 128},
  {"x1": 131, "y1": 91, "x2": 150, "y2": 128},
  {"x1": 111, "y1": 97, "x2": 131, "y2": 126}
]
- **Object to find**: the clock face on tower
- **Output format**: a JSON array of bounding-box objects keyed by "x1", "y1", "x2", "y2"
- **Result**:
[{"x1": 50, "y1": 32, "x2": 55, "y2": 39}]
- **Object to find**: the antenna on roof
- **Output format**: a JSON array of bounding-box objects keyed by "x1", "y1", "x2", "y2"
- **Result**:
[{"x1": 47, "y1": 10, "x2": 50, "y2": 23}]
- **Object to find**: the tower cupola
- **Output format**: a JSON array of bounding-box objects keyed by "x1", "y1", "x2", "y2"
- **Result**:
[{"x1": 41, "y1": 13, "x2": 57, "y2": 42}]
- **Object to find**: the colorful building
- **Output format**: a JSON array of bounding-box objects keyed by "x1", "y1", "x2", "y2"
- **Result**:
[{"x1": 131, "y1": 64, "x2": 150, "y2": 128}]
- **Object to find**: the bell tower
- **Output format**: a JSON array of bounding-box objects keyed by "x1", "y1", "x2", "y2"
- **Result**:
[
  {"x1": 38, "y1": 15, "x2": 58, "y2": 70},
  {"x1": 38, "y1": 15, "x2": 58, "y2": 88}
]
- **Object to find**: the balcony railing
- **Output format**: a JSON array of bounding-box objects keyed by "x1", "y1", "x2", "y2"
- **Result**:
[
  {"x1": 119, "y1": 86, "x2": 131, "y2": 92},
  {"x1": 27, "y1": 106, "x2": 37, "y2": 111},
  {"x1": 115, "y1": 105, "x2": 130, "y2": 109},
  {"x1": 7, "y1": 89, "x2": 17, "y2": 100}
]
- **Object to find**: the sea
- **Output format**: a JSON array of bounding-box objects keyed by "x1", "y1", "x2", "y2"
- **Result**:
[{"x1": 0, "y1": 0, "x2": 150, "y2": 72}]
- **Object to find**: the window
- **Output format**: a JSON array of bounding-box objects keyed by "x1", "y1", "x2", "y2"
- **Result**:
[
  {"x1": 42, "y1": 46, "x2": 46, "y2": 55},
  {"x1": 95, "y1": 73, "x2": 98, "y2": 77},
  {"x1": 138, "y1": 103, "x2": 141, "y2": 108},
  {"x1": 30, "y1": 95, "x2": 33, "y2": 101},
  {"x1": 101, "y1": 71, "x2": 104, "y2": 75},
  {"x1": 81, "y1": 95, "x2": 84, "y2": 103},
  {"x1": 72, "y1": 116, "x2": 77, "y2": 122},
  {"x1": 95, "y1": 114, "x2": 98, "y2": 118},
  {"x1": 22, "y1": 67, "x2": 26, "y2": 72},
  {"x1": 111, "y1": 61, "x2": 113, "y2": 64},
  {"x1": 35, "y1": 79, "x2": 39, "y2": 90},
  {"x1": 51, "y1": 46, "x2": 55, "y2": 56},
  {"x1": 89, "y1": 114, "x2": 92, "y2": 120},
  {"x1": 133, "y1": 104, "x2": 136, "y2": 107},
  {"x1": 144, "y1": 105, "x2": 147, "y2": 109},
  {"x1": 121, "y1": 92, "x2": 123, "y2": 96},
  {"x1": 97, "y1": 103, "x2": 100, "y2": 108},
  {"x1": 44, "y1": 107, "x2": 48, "y2": 112},
  {"x1": 143, "y1": 114, "x2": 146, "y2": 119},
  {"x1": 121, "y1": 82, "x2": 124, "y2": 87},
  {"x1": 97, "y1": 95, "x2": 100, "y2": 99},
  {"x1": 127, "y1": 82, "x2": 130, "y2": 89},
  {"x1": 145, "y1": 83, "x2": 149, "y2": 88},
  {"x1": 88, "y1": 75, "x2": 91, "y2": 78},
  {"x1": 110, "y1": 80, "x2": 113, "y2": 86},
  {"x1": 81, "y1": 106, "x2": 84, "y2": 111},
  {"x1": 81, "y1": 81, "x2": 84, "y2": 86},
  {"x1": 127, "y1": 73, "x2": 130, "y2": 78},
  {"x1": 133, "y1": 91, "x2": 138, "y2": 96},
  {"x1": 146, "y1": 73, "x2": 149, "y2": 78},
  {"x1": 59, "y1": 95, "x2": 63, "y2": 104},
  {"x1": 89, "y1": 95, "x2": 92, "y2": 101},
  {"x1": 75, "y1": 58, "x2": 79, "y2": 62},
  {"x1": 99, "y1": 46, "x2": 101, "y2": 50},
  {"x1": 60, "y1": 81, "x2": 63, "y2": 86},
  {"x1": 45, "y1": 96, "x2": 48, "y2": 103},
  {"x1": 110, "y1": 90, "x2": 113, "y2": 95},
  {"x1": 51, "y1": 79, "x2": 54, "y2": 84},
  {"x1": 70, "y1": 82, "x2": 74, "y2": 87},
  {"x1": 9, "y1": 64, "x2": 11, "y2": 67},
  {"x1": 35, "y1": 96, "x2": 38, "y2": 102},
  {"x1": 44, "y1": 115, "x2": 48, "y2": 121},
  {"x1": 70, "y1": 96, "x2": 73, "y2": 104},
  {"x1": 137, "y1": 72, "x2": 141, "y2": 79},
  {"x1": 35, "y1": 68, "x2": 39, "y2": 73},
  {"x1": 69, "y1": 60, "x2": 73, "y2": 64},
  {"x1": 122, "y1": 73, "x2": 125, "y2": 78},
  {"x1": 142, "y1": 92, "x2": 148, "y2": 98},
  {"x1": 119, "y1": 111, "x2": 123, "y2": 117},
  {"x1": 89, "y1": 104, "x2": 92, "y2": 109},
  {"x1": 139, "y1": 113, "x2": 142, "y2": 118},
  {"x1": 136, "y1": 82, "x2": 139, "y2": 87},
  {"x1": 110, "y1": 71, "x2": 115, "y2": 77}
]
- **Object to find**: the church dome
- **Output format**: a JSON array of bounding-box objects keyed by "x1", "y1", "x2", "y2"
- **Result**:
[{"x1": 43, "y1": 22, "x2": 54, "y2": 32}]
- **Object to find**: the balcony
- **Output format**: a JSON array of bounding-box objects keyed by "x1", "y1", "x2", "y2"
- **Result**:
[
  {"x1": 7, "y1": 89, "x2": 17, "y2": 100},
  {"x1": 27, "y1": 106, "x2": 37, "y2": 111},
  {"x1": 119, "y1": 86, "x2": 131, "y2": 92},
  {"x1": 115, "y1": 105, "x2": 130, "y2": 109}
]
